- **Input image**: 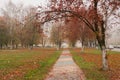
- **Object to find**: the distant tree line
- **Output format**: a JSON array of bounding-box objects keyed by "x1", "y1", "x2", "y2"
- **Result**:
[{"x1": 0, "y1": 1, "x2": 41, "y2": 49}]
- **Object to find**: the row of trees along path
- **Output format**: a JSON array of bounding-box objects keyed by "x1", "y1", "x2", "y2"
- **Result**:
[
  {"x1": 37, "y1": 0, "x2": 120, "y2": 71},
  {"x1": 45, "y1": 50, "x2": 86, "y2": 80}
]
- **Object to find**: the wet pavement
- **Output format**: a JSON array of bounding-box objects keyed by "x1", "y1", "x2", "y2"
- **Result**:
[{"x1": 45, "y1": 50, "x2": 86, "y2": 80}]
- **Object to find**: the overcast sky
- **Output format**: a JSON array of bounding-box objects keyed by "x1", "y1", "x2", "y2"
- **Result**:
[
  {"x1": 0, "y1": 0, "x2": 47, "y2": 8},
  {"x1": 0, "y1": 0, "x2": 48, "y2": 15}
]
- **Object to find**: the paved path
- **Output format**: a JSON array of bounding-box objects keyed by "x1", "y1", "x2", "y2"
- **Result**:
[{"x1": 45, "y1": 50, "x2": 86, "y2": 80}]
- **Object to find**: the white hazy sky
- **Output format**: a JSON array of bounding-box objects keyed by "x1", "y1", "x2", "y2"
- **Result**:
[{"x1": 0, "y1": 0, "x2": 47, "y2": 8}]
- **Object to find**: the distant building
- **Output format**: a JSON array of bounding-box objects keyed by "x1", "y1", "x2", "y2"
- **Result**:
[
  {"x1": 75, "y1": 40, "x2": 82, "y2": 48},
  {"x1": 61, "y1": 42, "x2": 69, "y2": 48}
]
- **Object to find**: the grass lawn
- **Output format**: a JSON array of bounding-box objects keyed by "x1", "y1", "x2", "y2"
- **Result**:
[
  {"x1": 0, "y1": 48, "x2": 61, "y2": 80},
  {"x1": 71, "y1": 48, "x2": 120, "y2": 80}
]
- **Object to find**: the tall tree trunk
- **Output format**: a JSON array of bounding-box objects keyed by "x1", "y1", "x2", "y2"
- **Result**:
[
  {"x1": 15, "y1": 44, "x2": 18, "y2": 49},
  {"x1": 101, "y1": 46, "x2": 108, "y2": 70},
  {"x1": 10, "y1": 40, "x2": 13, "y2": 49},
  {"x1": 87, "y1": 39, "x2": 89, "y2": 48},
  {"x1": 29, "y1": 44, "x2": 33, "y2": 50},
  {"x1": 93, "y1": 0, "x2": 108, "y2": 70},
  {"x1": 56, "y1": 45, "x2": 59, "y2": 50},
  {"x1": 0, "y1": 44, "x2": 2, "y2": 49},
  {"x1": 97, "y1": 35, "x2": 108, "y2": 70},
  {"x1": 71, "y1": 42, "x2": 75, "y2": 48},
  {"x1": 81, "y1": 46, "x2": 84, "y2": 52},
  {"x1": 81, "y1": 40, "x2": 84, "y2": 52},
  {"x1": 57, "y1": 42, "x2": 61, "y2": 50},
  {"x1": 42, "y1": 43, "x2": 45, "y2": 48}
]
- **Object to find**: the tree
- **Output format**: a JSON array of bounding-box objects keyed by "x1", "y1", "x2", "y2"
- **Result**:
[
  {"x1": 22, "y1": 7, "x2": 40, "y2": 49},
  {"x1": 1, "y1": 1, "x2": 24, "y2": 49},
  {"x1": 84, "y1": 27, "x2": 96, "y2": 48},
  {"x1": 39, "y1": 33, "x2": 48, "y2": 48},
  {"x1": 64, "y1": 17, "x2": 96, "y2": 51},
  {"x1": 1, "y1": 1, "x2": 42, "y2": 49},
  {"x1": 0, "y1": 16, "x2": 10, "y2": 49},
  {"x1": 50, "y1": 22, "x2": 64, "y2": 50},
  {"x1": 37, "y1": 0, "x2": 120, "y2": 70},
  {"x1": 64, "y1": 17, "x2": 80, "y2": 47}
]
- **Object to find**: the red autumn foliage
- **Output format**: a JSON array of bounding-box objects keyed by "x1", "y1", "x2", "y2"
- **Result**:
[{"x1": 37, "y1": 0, "x2": 120, "y2": 70}]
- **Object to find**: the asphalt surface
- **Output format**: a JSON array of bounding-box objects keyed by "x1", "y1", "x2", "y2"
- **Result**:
[{"x1": 45, "y1": 50, "x2": 86, "y2": 80}]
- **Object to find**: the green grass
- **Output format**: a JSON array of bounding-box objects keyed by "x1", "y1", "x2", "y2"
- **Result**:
[
  {"x1": 71, "y1": 50, "x2": 108, "y2": 80},
  {"x1": 0, "y1": 49, "x2": 61, "y2": 80},
  {"x1": 0, "y1": 51, "x2": 35, "y2": 69},
  {"x1": 107, "y1": 50, "x2": 120, "y2": 54},
  {"x1": 24, "y1": 50, "x2": 61, "y2": 80}
]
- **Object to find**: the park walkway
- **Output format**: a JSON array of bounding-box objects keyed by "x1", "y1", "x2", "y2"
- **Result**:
[{"x1": 45, "y1": 50, "x2": 86, "y2": 80}]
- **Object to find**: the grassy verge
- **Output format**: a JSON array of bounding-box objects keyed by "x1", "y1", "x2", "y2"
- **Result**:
[
  {"x1": 24, "y1": 50, "x2": 61, "y2": 80},
  {"x1": 0, "y1": 48, "x2": 61, "y2": 80},
  {"x1": 71, "y1": 50, "x2": 108, "y2": 80},
  {"x1": 71, "y1": 48, "x2": 120, "y2": 80}
]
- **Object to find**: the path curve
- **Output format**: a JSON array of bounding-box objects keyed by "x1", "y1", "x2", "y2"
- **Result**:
[{"x1": 45, "y1": 50, "x2": 86, "y2": 80}]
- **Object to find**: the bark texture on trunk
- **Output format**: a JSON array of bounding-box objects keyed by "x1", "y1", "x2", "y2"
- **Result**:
[
  {"x1": 81, "y1": 46, "x2": 84, "y2": 52},
  {"x1": 56, "y1": 45, "x2": 60, "y2": 50},
  {"x1": 10, "y1": 40, "x2": 13, "y2": 50},
  {"x1": 102, "y1": 46, "x2": 108, "y2": 70},
  {"x1": 81, "y1": 40, "x2": 84, "y2": 52},
  {"x1": 97, "y1": 37, "x2": 109, "y2": 70}
]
